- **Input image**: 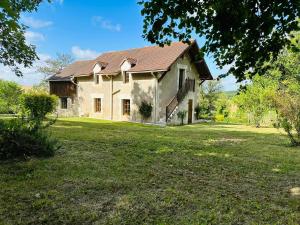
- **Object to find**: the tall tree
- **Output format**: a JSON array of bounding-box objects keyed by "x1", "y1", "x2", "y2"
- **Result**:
[
  {"x1": 198, "y1": 80, "x2": 222, "y2": 117},
  {"x1": 233, "y1": 75, "x2": 277, "y2": 127},
  {"x1": 37, "y1": 53, "x2": 74, "y2": 77},
  {"x1": 139, "y1": 0, "x2": 300, "y2": 81},
  {"x1": 0, "y1": 0, "x2": 49, "y2": 76},
  {"x1": 35, "y1": 53, "x2": 74, "y2": 91}
]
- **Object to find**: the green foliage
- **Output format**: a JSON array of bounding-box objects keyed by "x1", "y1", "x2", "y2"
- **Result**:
[
  {"x1": 0, "y1": 0, "x2": 49, "y2": 76},
  {"x1": 198, "y1": 80, "x2": 222, "y2": 119},
  {"x1": 216, "y1": 94, "x2": 230, "y2": 119},
  {"x1": 0, "y1": 79, "x2": 23, "y2": 114},
  {"x1": 21, "y1": 92, "x2": 58, "y2": 122},
  {"x1": 194, "y1": 105, "x2": 201, "y2": 120},
  {"x1": 0, "y1": 92, "x2": 59, "y2": 160},
  {"x1": 0, "y1": 119, "x2": 58, "y2": 160},
  {"x1": 274, "y1": 88, "x2": 300, "y2": 146},
  {"x1": 233, "y1": 75, "x2": 277, "y2": 127},
  {"x1": 177, "y1": 110, "x2": 187, "y2": 125},
  {"x1": 139, "y1": 0, "x2": 299, "y2": 81},
  {"x1": 138, "y1": 101, "x2": 153, "y2": 121},
  {"x1": 215, "y1": 114, "x2": 225, "y2": 122}
]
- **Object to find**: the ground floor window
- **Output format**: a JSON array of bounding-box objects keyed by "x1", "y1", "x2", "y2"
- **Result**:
[
  {"x1": 122, "y1": 99, "x2": 130, "y2": 115},
  {"x1": 60, "y1": 97, "x2": 68, "y2": 109},
  {"x1": 94, "y1": 98, "x2": 102, "y2": 112}
]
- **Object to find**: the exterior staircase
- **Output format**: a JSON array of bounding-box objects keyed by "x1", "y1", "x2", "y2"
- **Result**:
[{"x1": 166, "y1": 78, "x2": 195, "y2": 122}]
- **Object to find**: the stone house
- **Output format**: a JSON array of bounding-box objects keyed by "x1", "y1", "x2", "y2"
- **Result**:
[{"x1": 48, "y1": 40, "x2": 213, "y2": 125}]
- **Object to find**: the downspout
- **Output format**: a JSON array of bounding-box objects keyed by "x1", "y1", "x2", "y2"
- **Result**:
[
  {"x1": 110, "y1": 75, "x2": 113, "y2": 120},
  {"x1": 151, "y1": 72, "x2": 158, "y2": 124},
  {"x1": 70, "y1": 75, "x2": 80, "y2": 116}
]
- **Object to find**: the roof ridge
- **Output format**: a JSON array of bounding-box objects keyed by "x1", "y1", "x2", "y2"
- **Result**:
[{"x1": 97, "y1": 40, "x2": 190, "y2": 57}]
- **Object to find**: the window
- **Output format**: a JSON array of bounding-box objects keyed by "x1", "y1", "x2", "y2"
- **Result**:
[
  {"x1": 124, "y1": 72, "x2": 129, "y2": 83},
  {"x1": 122, "y1": 99, "x2": 130, "y2": 115},
  {"x1": 60, "y1": 97, "x2": 68, "y2": 109},
  {"x1": 94, "y1": 74, "x2": 99, "y2": 84},
  {"x1": 178, "y1": 68, "x2": 185, "y2": 90},
  {"x1": 94, "y1": 98, "x2": 101, "y2": 112}
]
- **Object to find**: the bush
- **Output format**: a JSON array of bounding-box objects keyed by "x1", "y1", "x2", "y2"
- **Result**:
[
  {"x1": 0, "y1": 93, "x2": 59, "y2": 160},
  {"x1": 177, "y1": 110, "x2": 187, "y2": 125},
  {"x1": 274, "y1": 90, "x2": 300, "y2": 146},
  {"x1": 0, "y1": 119, "x2": 59, "y2": 160},
  {"x1": 194, "y1": 105, "x2": 201, "y2": 120},
  {"x1": 215, "y1": 114, "x2": 224, "y2": 122},
  {"x1": 139, "y1": 101, "x2": 153, "y2": 121},
  {"x1": 21, "y1": 92, "x2": 58, "y2": 120},
  {"x1": 0, "y1": 80, "x2": 23, "y2": 114}
]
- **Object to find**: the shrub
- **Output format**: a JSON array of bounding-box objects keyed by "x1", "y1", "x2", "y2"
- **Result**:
[
  {"x1": 139, "y1": 101, "x2": 153, "y2": 121},
  {"x1": 273, "y1": 89, "x2": 300, "y2": 146},
  {"x1": 194, "y1": 105, "x2": 201, "y2": 120},
  {"x1": 0, "y1": 119, "x2": 59, "y2": 160},
  {"x1": 215, "y1": 114, "x2": 224, "y2": 122},
  {"x1": 177, "y1": 110, "x2": 187, "y2": 125},
  {"x1": 0, "y1": 80, "x2": 23, "y2": 114},
  {"x1": 21, "y1": 92, "x2": 58, "y2": 120},
  {"x1": 0, "y1": 93, "x2": 59, "y2": 160}
]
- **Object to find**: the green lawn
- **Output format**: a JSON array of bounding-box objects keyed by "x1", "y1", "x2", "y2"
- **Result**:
[{"x1": 1, "y1": 118, "x2": 300, "y2": 225}]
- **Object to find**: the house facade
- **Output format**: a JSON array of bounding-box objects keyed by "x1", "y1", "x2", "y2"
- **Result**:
[{"x1": 48, "y1": 40, "x2": 213, "y2": 125}]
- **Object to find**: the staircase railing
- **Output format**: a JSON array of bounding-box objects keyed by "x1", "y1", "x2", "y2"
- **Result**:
[{"x1": 166, "y1": 78, "x2": 195, "y2": 121}]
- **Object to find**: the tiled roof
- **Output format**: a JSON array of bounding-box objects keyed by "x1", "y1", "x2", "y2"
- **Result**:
[
  {"x1": 49, "y1": 40, "x2": 213, "y2": 81},
  {"x1": 48, "y1": 60, "x2": 95, "y2": 81}
]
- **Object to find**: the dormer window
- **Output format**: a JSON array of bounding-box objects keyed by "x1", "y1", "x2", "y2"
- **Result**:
[
  {"x1": 93, "y1": 61, "x2": 108, "y2": 85},
  {"x1": 120, "y1": 57, "x2": 136, "y2": 84}
]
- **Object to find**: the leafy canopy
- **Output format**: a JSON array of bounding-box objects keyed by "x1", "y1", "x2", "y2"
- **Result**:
[
  {"x1": 0, "y1": 0, "x2": 49, "y2": 76},
  {"x1": 0, "y1": 79, "x2": 23, "y2": 113},
  {"x1": 139, "y1": 0, "x2": 300, "y2": 81}
]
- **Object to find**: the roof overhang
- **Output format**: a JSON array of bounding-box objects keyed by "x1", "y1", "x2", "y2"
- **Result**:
[{"x1": 129, "y1": 69, "x2": 168, "y2": 74}]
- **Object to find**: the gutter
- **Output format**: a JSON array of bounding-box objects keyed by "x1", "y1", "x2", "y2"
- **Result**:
[{"x1": 151, "y1": 72, "x2": 159, "y2": 124}]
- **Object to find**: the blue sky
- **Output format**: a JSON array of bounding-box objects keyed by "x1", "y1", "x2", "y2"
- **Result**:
[{"x1": 0, "y1": 0, "x2": 238, "y2": 91}]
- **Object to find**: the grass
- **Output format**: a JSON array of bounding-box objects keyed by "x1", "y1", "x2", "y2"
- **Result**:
[{"x1": 1, "y1": 118, "x2": 300, "y2": 225}]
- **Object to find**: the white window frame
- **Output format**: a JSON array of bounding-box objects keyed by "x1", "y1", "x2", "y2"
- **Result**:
[{"x1": 119, "y1": 96, "x2": 131, "y2": 117}]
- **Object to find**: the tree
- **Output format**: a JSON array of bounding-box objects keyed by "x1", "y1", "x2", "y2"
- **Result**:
[
  {"x1": 0, "y1": 79, "x2": 23, "y2": 114},
  {"x1": 216, "y1": 94, "x2": 230, "y2": 121},
  {"x1": 0, "y1": 0, "x2": 50, "y2": 76},
  {"x1": 274, "y1": 87, "x2": 300, "y2": 146},
  {"x1": 139, "y1": 0, "x2": 300, "y2": 81},
  {"x1": 35, "y1": 53, "x2": 74, "y2": 91},
  {"x1": 37, "y1": 53, "x2": 74, "y2": 77},
  {"x1": 233, "y1": 75, "x2": 277, "y2": 127},
  {"x1": 198, "y1": 80, "x2": 222, "y2": 118}
]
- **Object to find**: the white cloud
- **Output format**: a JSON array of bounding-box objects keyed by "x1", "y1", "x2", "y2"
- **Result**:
[
  {"x1": 92, "y1": 16, "x2": 121, "y2": 32},
  {"x1": 25, "y1": 31, "x2": 45, "y2": 43},
  {"x1": 71, "y1": 46, "x2": 100, "y2": 60},
  {"x1": 0, "y1": 53, "x2": 52, "y2": 86},
  {"x1": 22, "y1": 16, "x2": 53, "y2": 29}
]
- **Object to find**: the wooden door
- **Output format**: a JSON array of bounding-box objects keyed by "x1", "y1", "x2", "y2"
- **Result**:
[{"x1": 188, "y1": 99, "x2": 193, "y2": 124}]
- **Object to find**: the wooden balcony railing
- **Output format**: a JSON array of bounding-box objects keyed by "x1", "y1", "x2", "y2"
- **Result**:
[{"x1": 166, "y1": 78, "x2": 195, "y2": 121}]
